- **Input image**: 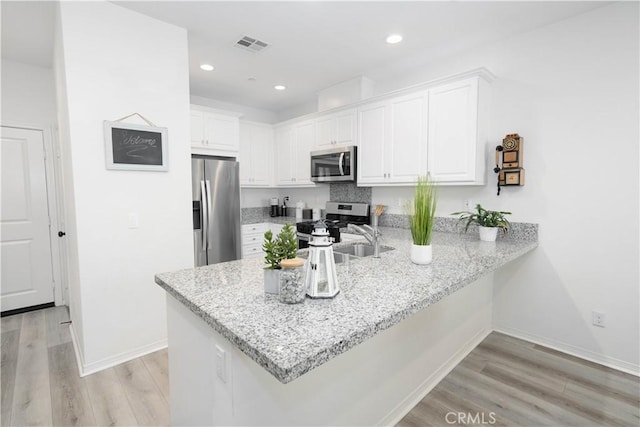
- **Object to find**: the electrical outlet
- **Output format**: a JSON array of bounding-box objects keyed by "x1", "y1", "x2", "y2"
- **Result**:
[
  {"x1": 215, "y1": 345, "x2": 227, "y2": 382},
  {"x1": 463, "y1": 199, "x2": 474, "y2": 210},
  {"x1": 127, "y1": 213, "x2": 139, "y2": 229},
  {"x1": 592, "y1": 311, "x2": 605, "y2": 328}
]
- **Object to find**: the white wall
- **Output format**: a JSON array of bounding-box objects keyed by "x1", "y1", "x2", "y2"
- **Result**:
[
  {"x1": 276, "y1": 100, "x2": 317, "y2": 122},
  {"x1": 191, "y1": 95, "x2": 278, "y2": 124},
  {"x1": 1, "y1": 60, "x2": 56, "y2": 127},
  {"x1": 372, "y1": 2, "x2": 639, "y2": 372},
  {"x1": 55, "y1": 1, "x2": 193, "y2": 374}
]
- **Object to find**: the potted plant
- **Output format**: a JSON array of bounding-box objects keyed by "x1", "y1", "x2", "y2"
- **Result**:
[
  {"x1": 263, "y1": 224, "x2": 298, "y2": 294},
  {"x1": 407, "y1": 175, "x2": 438, "y2": 264},
  {"x1": 452, "y1": 204, "x2": 511, "y2": 242}
]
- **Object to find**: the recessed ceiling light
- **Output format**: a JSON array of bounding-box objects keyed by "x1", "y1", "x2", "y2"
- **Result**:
[
  {"x1": 200, "y1": 64, "x2": 214, "y2": 71},
  {"x1": 386, "y1": 34, "x2": 403, "y2": 44},
  {"x1": 274, "y1": 85, "x2": 286, "y2": 91}
]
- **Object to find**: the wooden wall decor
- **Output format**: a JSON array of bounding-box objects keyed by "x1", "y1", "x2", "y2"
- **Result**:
[{"x1": 494, "y1": 133, "x2": 525, "y2": 195}]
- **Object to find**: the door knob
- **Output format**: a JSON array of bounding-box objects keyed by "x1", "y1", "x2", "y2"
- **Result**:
[{"x1": 58, "y1": 231, "x2": 66, "y2": 237}]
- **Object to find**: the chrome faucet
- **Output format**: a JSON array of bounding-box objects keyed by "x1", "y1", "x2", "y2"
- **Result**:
[{"x1": 347, "y1": 220, "x2": 382, "y2": 258}]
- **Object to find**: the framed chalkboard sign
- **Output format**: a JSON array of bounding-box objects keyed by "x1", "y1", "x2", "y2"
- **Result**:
[{"x1": 104, "y1": 121, "x2": 168, "y2": 171}]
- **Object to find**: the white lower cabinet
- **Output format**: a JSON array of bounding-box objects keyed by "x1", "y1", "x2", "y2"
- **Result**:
[
  {"x1": 241, "y1": 223, "x2": 288, "y2": 259},
  {"x1": 242, "y1": 223, "x2": 268, "y2": 259}
]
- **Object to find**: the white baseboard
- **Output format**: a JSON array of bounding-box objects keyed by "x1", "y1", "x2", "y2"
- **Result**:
[
  {"x1": 494, "y1": 326, "x2": 640, "y2": 377},
  {"x1": 69, "y1": 323, "x2": 86, "y2": 377},
  {"x1": 68, "y1": 325, "x2": 167, "y2": 377},
  {"x1": 379, "y1": 327, "x2": 492, "y2": 427}
]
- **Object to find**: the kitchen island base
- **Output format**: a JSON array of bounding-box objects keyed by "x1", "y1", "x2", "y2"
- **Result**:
[{"x1": 167, "y1": 273, "x2": 493, "y2": 426}]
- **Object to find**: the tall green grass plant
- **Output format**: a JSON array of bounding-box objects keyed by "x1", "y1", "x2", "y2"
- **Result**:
[{"x1": 408, "y1": 175, "x2": 438, "y2": 246}]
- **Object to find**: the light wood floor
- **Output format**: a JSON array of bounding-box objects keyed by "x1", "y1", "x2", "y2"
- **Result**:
[
  {"x1": 1, "y1": 306, "x2": 169, "y2": 426},
  {"x1": 398, "y1": 333, "x2": 640, "y2": 427},
  {"x1": 2, "y1": 307, "x2": 639, "y2": 427}
]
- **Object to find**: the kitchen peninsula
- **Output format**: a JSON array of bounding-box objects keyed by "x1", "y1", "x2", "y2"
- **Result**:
[{"x1": 155, "y1": 226, "x2": 537, "y2": 426}]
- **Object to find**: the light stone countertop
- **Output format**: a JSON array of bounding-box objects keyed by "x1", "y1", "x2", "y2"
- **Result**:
[{"x1": 155, "y1": 227, "x2": 537, "y2": 384}]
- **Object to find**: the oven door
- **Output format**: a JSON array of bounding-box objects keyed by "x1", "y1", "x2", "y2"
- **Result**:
[{"x1": 310, "y1": 146, "x2": 356, "y2": 182}]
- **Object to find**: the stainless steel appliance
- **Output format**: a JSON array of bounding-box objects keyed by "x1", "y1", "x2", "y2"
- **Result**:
[
  {"x1": 270, "y1": 197, "x2": 279, "y2": 217},
  {"x1": 192, "y1": 155, "x2": 241, "y2": 266},
  {"x1": 296, "y1": 202, "x2": 370, "y2": 249},
  {"x1": 310, "y1": 146, "x2": 356, "y2": 182}
]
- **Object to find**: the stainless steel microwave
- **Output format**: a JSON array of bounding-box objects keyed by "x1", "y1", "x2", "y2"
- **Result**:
[{"x1": 310, "y1": 146, "x2": 356, "y2": 183}]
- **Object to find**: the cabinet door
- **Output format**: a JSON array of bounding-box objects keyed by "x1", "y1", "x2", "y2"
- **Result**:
[
  {"x1": 204, "y1": 113, "x2": 239, "y2": 152},
  {"x1": 190, "y1": 111, "x2": 205, "y2": 147},
  {"x1": 250, "y1": 125, "x2": 273, "y2": 186},
  {"x1": 357, "y1": 102, "x2": 388, "y2": 184},
  {"x1": 239, "y1": 123, "x2": 252, "y2": 185},
  {"x1": 292, "y1": 121, "x2": 315, "y2": 185},
  {"x1": 314, "y1": 116, "x2": 334, "y2": 148},
  {"x1": 428, "y1": 78, "x2": 478, "y2": 182},
  {"x1": 333, "y1": 109, "x2": 357, "y2": 146},
  {"x1": 240, "y1": 123, "x2": 274, "y2": 187},
  {"x1": 275, "y1": 126, "x2": 294, "y2": 185},
  {"x1": 388, "y1": 92, "x2": 427, "y2": 183}
]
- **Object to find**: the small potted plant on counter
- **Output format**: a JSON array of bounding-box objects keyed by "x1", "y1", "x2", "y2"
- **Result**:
[
  {"x1": 408, "y1": 175, "x2": 438, "y2": 265},
  {"x1": 452, "y1": 204, "x2": 511, "y2": 242},
  {"x1": 263, "y1": 224, "x2": 298, "y2": 294}
]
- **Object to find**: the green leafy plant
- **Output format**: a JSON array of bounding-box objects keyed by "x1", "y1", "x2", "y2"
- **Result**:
[
  {"x1": 451, "y1": 204, "x2": 511, "y2": 233},
  {"x1": 407, "y1": 175, "x2": 438, "y2": 246},
  {"x1": 263, "y1": 223, "x2": 298, "y2": 269}
]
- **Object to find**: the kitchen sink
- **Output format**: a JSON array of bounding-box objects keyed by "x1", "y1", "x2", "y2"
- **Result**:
[
  {"x1": 296, "y1": 250, "x2": 355, "y2": 265},
  {"x1": 333, "y1": 244, "x2": 394, "y2": 258}
]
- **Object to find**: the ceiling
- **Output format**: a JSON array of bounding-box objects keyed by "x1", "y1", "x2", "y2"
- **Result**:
[{"x1": 2, "y1": 1, "x2": 609, "y2": 113}]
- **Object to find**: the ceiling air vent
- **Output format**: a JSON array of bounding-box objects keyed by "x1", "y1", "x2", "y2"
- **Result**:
[{"x1": 235, "y1": 35, "x2": 270, "y2": 53}]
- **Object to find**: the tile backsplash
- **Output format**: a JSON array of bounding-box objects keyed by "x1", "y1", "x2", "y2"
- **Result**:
[{"x1": 329, "y1": 183, "x2": 372, "y2": 204}]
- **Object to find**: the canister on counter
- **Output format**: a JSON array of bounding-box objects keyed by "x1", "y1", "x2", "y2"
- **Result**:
[
  {"x1": 295, "y1": 201, "x2": 306, "y2": 221},
  {"x1": 279, "y1": 258, "x2": 306, "y2": 304}
]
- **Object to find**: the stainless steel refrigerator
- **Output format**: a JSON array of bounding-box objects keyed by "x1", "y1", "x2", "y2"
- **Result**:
[{"x1": 192, "y1": 155, "x2": 241, "y2": 266}]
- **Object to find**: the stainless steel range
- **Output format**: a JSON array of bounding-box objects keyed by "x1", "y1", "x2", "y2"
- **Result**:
[{"x1": 296, "y1": 202, "x2": 370, "y2": 249}]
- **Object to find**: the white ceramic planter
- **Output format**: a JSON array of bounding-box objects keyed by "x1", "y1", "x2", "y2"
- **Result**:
[
  {"x1": 263, "y1": 269, "x2": 281, "y2": 295},
  {"x1": 411, "y1": 244, "x2": 432, "y2": 265},
  {"x1": 479, "y1": 226, "x2": 499, "y2": 242}
]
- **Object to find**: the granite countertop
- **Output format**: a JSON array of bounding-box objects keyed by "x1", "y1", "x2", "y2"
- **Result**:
[{"x1": 155, "y1": 227, "x2": 537, "y2": 384}]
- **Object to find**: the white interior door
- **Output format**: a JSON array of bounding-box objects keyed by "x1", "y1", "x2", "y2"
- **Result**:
[{"x1": 1, "y1": 126, "x2": 55, "y2": 311}]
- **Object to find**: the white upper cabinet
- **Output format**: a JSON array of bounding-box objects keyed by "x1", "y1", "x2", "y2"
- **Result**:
[
  {"x1": 389, "y1": 92, "x2": 428, "y2": 183},
  {"x1": 190, "y1": 108, "x2": 241, "y2": 154},
  {"x1": 357, "y1": 101, "x2": 388, "y2": 183},
  {"x1": 275, "y1": 120, "x2": 316, "y2": 187},
  {"x1": 314, "y1": 109, "x2": 357, "y2": 149},
  {"x1": 357, "y1": 92, "x2": 428, "y2": 185},
  {"x1": 427, "y1": 77, "x2": 484, "y2": 183},
  {"x1": 239, "y1": 121, "x2": 274, "y2": 187},
  {"x1": 357, "y1": 72, "x2": 490, "y2": 186}
]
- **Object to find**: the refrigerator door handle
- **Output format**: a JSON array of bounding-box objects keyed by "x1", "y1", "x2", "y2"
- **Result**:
[
  {"x1": 200, "y1": 180, "x2": 208, "y2": 251},
  {"x1": 205, "y1": 180, "x2": 212, "y2": 250}
]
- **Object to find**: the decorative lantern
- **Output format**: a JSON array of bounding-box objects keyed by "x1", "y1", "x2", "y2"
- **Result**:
[{"x1": 304, "y1": 221, "x2": 340, "y2": 298}]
